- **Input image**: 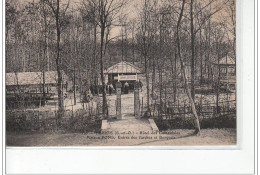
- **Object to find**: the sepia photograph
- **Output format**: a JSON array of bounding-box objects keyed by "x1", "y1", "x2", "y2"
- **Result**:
[{"x1": 5, "y1": 0, "x2": 236, "y2": 146}]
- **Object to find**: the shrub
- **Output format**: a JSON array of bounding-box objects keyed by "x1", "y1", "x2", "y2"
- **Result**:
[
  {"x1": 6, "y1": 109, "x2": 102, "y2": 133},
  {"x1": 155, "y1": 114, "x2": 236, "y2": 130}
]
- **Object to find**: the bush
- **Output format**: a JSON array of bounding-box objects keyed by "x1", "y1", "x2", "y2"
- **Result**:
[
  {"x1": 65, "y1": 117, "x2": 101, "y2": 133},
  {"x1": 6, "y1": 109, "x2": 102, "y2": 133},
  {"x1": 155, "y1": 115, "x2": 236, "y2": 130}
]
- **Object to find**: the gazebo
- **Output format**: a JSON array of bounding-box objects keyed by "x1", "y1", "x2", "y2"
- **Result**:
[
  {"x1": 104, "y1": 61, "x2": 142, "y2": 90},
  {"x1": 213, "y1": 55, "x2": 236, "y2": 91}
]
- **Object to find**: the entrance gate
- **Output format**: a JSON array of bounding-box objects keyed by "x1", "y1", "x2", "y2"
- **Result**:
[
  {"x1": 115, "y1": 81, "x2": 141, "y2": 119},
  {"x1": 134, "y1": 81, "x2": 140, "y2": 117},
  {"x1": 116, "y1": 82, "x2": 122, "y2": 119}
]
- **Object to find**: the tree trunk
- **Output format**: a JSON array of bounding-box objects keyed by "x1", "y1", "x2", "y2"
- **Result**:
[
  {"x1": 143, "y1": 0, "x2": 150, "y2": 111},
  {"x1": 93, "y1": 24, "x2": 99, "y2": 95},
  {"x1": 42, "y1": 69, "x2": 46, "y2": 105},
  {"x1": 55, "y1": 0, "x2": 64, "y2": 122},
  {"x1": 74, "y1": 65, "x2": 76, "y2": 105},
  {"x1": 100, "y1": 23, "x2": 108, "y2": 117},
  {"x1": 159, "y1": 18, "x2": 163, "y2": 114},
  {"x1": 176, "y1": 0, "x2": 200, "y2": 135},
  {"x1": 174, "y1": 50, "x2": 177, "y2": 102},
  {"x1": 190, "y1": 0, "x2": 195, "y2": 100},
  {"x1": 216, "y1": 43, "x2": 220, "y2": 115},
  {"x1": 207, "y1": 18, "x2": 212, "y2": 87},
  {"x1": 42, "y1": 6, "x2": 48, "y2": 106},
  {"x1": 170, "y1": 47, "x2": 177, "y2": 102},
  {"x1": 132, "y1": 26, "x2": 135, "y2": 64},
  {"x1": 199, "y1": 29, "x2": 203, "y2": 85},
  {"x1": 152, "y1": 54, "x2": 155, "y2": 98},
  {"x1": 93, "y1": 25, "x2": 97, "y2": 86},
  {"x1": 121, "y1": 26, "x2": 124, "y2": 61}
]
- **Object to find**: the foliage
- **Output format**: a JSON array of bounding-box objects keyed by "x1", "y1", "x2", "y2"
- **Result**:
[
  {"x1": 6, "y1": 109, "x2": 101, "y2": 133},
  {"x1": 155, "y1": 114, "x2": 236, "y2": 130}
]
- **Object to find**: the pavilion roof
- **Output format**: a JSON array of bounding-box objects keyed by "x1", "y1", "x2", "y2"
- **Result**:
[{"x1": 105, "y1": 61, "x2": 142, "y2": 74}]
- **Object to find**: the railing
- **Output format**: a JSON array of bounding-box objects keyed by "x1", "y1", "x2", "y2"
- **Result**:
[{"x1": 150, "y1": 100, "x2": 236, "y2": 120}]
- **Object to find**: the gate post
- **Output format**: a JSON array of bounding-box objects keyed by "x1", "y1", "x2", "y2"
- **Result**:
[
  {"x1": 134, "y1": 81, "x2": 140, "y2": 117},
  {"x1": 116, "y1": 82, "x2": 122, "y2": 119}
]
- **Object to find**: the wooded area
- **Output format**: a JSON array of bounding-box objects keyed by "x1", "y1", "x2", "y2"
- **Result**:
[{"x1": 6, "y1": 0, "x2": 236, "y2": 134}]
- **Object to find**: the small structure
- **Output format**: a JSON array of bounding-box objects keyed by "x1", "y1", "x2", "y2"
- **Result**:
[
  {"x1": 104, "y1": 61, "x2": 142, "y2": 91},
  {"x1": 213, "y1": 55, "x2": 236, "y2": 91},
  {"x1": 6, "y1": 71, "x2": 72, "y2": 108},
  {"x1": 6, "y1": 71, "x2": 71, "y2": 95}
]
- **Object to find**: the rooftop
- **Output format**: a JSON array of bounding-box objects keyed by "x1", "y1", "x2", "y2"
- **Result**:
[
  {"x1": 6, "y1": 71, "x2": 69, "y2": 86},
  {"x1": 214, "y1": 55, "x2": 236, "y2": 65},
  {"x1": 105, "y1": 61, "x2": 142, "y2": 74}
]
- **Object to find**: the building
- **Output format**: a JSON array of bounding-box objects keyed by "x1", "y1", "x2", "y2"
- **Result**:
[
  {"x1": 6, "y1": 71, "x2": 71, "y2": 98},
  {"x1": 213, "y1": 55, "x2": 236, "y2": 91},
  {"x1": 104, "y1": 61, "x2": 142, "y2": 90}
]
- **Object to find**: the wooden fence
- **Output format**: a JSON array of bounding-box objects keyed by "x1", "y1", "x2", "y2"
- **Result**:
[{"x1": 150, "y1": 100, "x2": 236, "y2": 120}]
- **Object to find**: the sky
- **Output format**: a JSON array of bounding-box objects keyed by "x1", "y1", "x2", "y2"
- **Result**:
[
  {"x1": 17, "y1": 0, "x2": 141, "y2": 38},
  {"x1": 12, "y1": 0, "x2": 234, "y2": 39}
]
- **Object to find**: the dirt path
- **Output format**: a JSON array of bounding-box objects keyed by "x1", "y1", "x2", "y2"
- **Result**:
[
  {"x1": 107, "y1": 93, "x2": 152, "y2": 132},
  {"x1": 6, "y1": 129, "x2": 236, "y2": 146}
]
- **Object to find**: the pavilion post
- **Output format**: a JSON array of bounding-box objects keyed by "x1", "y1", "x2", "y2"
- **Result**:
[
  {"x1": 116, "y1": 82, "x2": 122, "y2": 119},
  {"x1": 134, "y1": 81, "x2": 140, "y2": 117}
]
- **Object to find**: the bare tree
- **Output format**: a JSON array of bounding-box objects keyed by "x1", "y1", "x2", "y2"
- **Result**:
[
  {"x1": 42, "y1": 0, "x2": 70, "y2": 122},
  {"x1": 176, "y1": 0, "x2": 201, "y2": 134},
  {"x1": 140, "y1": 0, "x2": 151, "y2": 111},
  {"x1": 82, "y1": 0, "x2": 127, "y2": 117},
  {"x1": 187, "y1": 0, "x2": 228, "y2": 100},
  {"x1": 212, "y1": 22, "x2": 226, "y2": 115},
  {"x1": 38, "y1": 1, "x2": 53, "y2": 105},
  {"x1": 222, "y1": 0, "x2": 235, "y2": 58}
]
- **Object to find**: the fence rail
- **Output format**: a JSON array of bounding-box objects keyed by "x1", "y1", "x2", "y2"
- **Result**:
[{"x1": 149, "y1": 100, "x2": 236, "y2": 119}]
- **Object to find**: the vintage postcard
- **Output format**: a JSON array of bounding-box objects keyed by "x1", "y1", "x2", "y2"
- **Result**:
[{"x1": 5, "y1": 0, "x2": 236, "y2": 146}]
